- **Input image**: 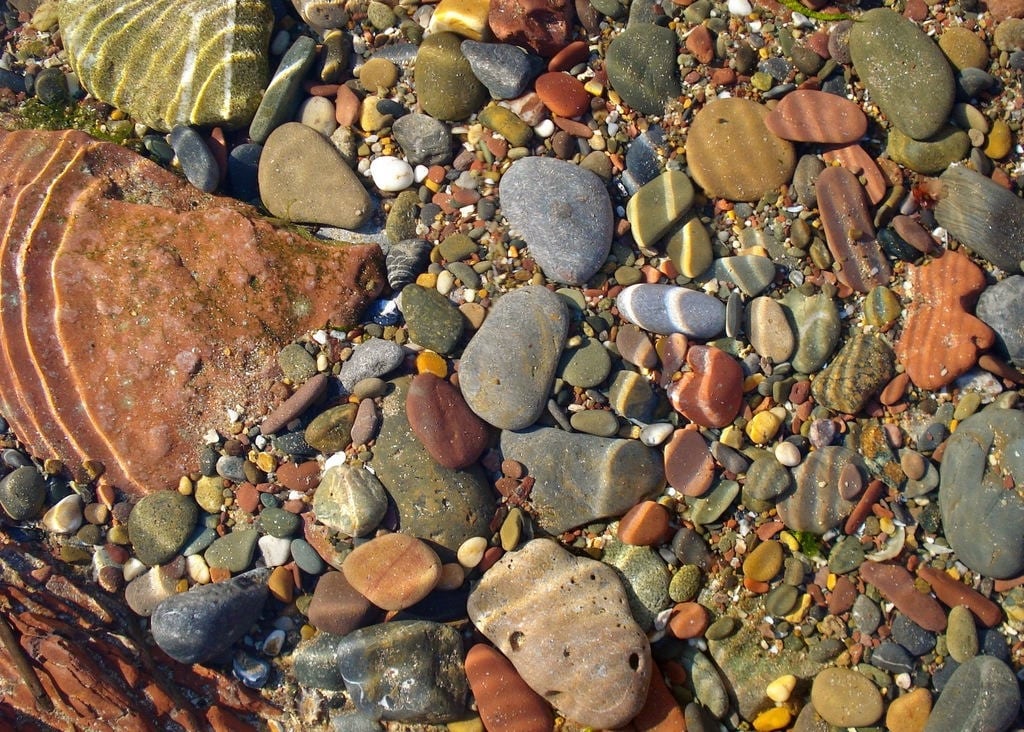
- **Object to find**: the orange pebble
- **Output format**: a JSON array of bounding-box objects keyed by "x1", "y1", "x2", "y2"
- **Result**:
[{"x1": 415, "y1": 350, "x2": 448, "y2": 377}]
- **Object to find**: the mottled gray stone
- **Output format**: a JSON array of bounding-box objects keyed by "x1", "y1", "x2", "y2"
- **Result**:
[
  {"x1": 461, "y1": 40, "x2": 542, "y2": 99},
  {"x1": 777, "y1": 447, "x2": 863, "y2": 533},
  {"x1": 602, "y1": 540, "x2": 672, "y2": 631},
  {"x1": 392, "y1": 113, "x2": 453, "y2": 166},
  {"x1": 293, "y1": 632, "x2": 346, "y2": 690},
  {"x1": 605, "y1": 24, "x2": 681, "y2": 116},
  {"x1": 0, "y1": 466, "x2": 46, "y2": 520},
  {"x1": 977, "y1": 276, "x2": 1024, "y2": 367},
  {"x1": 339, "y1": 338, "x2": 405, "y2": 391},
  {"x1": 935, "y1": 166, "x2": 1024, "y2": 273},
  {"x1": 924, "y1": 656, "x2": 1021, "y2": 732}
]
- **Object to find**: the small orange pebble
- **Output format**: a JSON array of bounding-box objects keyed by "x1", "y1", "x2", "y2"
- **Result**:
[
  {"x1": 743, "y1": 576, "x2": 770, "y2": 594},
  {"x1": 415, "y1": 350, "x2": 448, "y2": 377},
  {"x1": 268, "y1": 566, "x2": 294, "y2": 603},
  {"x1": 208, "y1": 566, "x2": 231, "y2": 583}
]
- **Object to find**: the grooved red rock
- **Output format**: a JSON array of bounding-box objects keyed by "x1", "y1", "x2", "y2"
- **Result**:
[
  {"x1": 407, "y1": 372, "x2": 491, "y2": 469},
  {"x1": 765, "y1": 89, "x2": 868, "y2": 144},
  {"x1": 465, "y1": 644, "x2": 555, "y2": 731},
  {"x1": 0, "y1": 129, "x2": 383, "y2": 496}
]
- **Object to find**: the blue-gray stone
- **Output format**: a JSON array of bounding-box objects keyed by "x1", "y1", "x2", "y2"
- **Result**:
[
  {"x1": 615, "y1": 284, "x2": 725, "y2": 339},
  {"x1": 290, "y1": 538, "x2": 326, "y2": 574},
  {"x1": 150, "y1": 567, "x2": 270, "y2": 664},
  {"x1": 924, "y1": 656, "x2": 1021, "y2": 732},
  {"x1": 294, "y1": 632, "x2": 346, "y2": 690},
  {"x1": 620, "y1": 126, "x2": 666, "y2": 194},
  {"x1": 460, "y1": 40, "x2": 543, "y2": 99},
  {"x1": 168, "y1": 125, "x2": 218, "y2": 192},
  {"x1": 228, "y1": 142, "x2": 262, "y2": 202},
  {"x1": 499, "y1": 157, "x2": 613, "y2": 285},
  {"x1": 869, "y1": 641, "x2": 915, "y2": 674},
  {"x1": 216, "y1": 455, "x2": 248, "y2": 482},
  {"x1": 339, "y1": 338, "x2": 405, "y2": 391},
  {"x1": 249, "y1": 35, "x2": 318, "y2": 143},
  {"x1": 336, "y1": 620, "x2": 467, "y2": 723},
  {"x1": 392, "y1": 113, "x2": 453, "y2": 166},
  {"x1": 935, "y1": 166, "x2": 1024, "y2": 274}
]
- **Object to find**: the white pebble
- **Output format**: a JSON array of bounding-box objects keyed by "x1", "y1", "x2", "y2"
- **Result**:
[
  {"x1": 262, "y1": 629, "x2": 287, "y2": 657},
  {"x1": 42, "y1": 493, "x2": 83, "y2": 534},
  {"x1": 369, "y1": 155, "x2": 414, "y2": 192},
  {"x1": 457, "y1": 536, "x2": 488, "y2": 568},
  {"x1": 728, "y1": 0, "x2": 752, "y2": 14},
  {"x1": 259, "y1": 534, "x2": 293, "y2": 567},
  {"x1": 774, "y1": 441, "x2": 802, "y2": 467},
  {"x1": 414, "y1": 164, "x2": 429, "y2": 183},
  {"x1": 297, "y1": 96, "x2": 338, "y2": 137},
  {"x1": 436, "y1": 269, "x2": 455, "y2": 295},
  {"x1": 640, "y1": 422, "x2": 675, "y2": 447},
  {"x1": 186, "y1": 554, "x2": 211, "y2": 584},
  {"x1": 533, "y1": 118, "x2": 555, "y2": 138},
  {"x1": 122, "y1": 557, "x2": 147, "y2": 583}
]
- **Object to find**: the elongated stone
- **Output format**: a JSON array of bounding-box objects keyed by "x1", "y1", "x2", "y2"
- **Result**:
[
  {"x1": 467, "y1": 539, "x2": 651, "y2": 729},
  {"x1": 764, "y1": 89, "x2": 868, "y2": 143},
  {"x1": 934, "y1": 165, "x2": 1024, "y2": 273},
  {"x1": 815, "y1": 166, "x2": 891, "y2": 293},
  {"x1": 465, "y1": 644, "x2": 556, "y2": 731},
  {"x1": 859, "y1": 562, "x2": 947, "y2": 632},
  {"x1": 500, "y1": 427, "x2": 664, "y2": 534},
  {"x1": 407, "y1": 373, "x2": 490, "y2": 469},
  {"x1": 59, "y1": 0, "x2": 272, "y2": 132},
  {"x1": 616, "y1": 284, "x2": 725, "y2": 339}
]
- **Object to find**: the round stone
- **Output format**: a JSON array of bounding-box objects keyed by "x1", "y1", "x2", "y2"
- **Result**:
[
  {"x1": 415, "y1": 32, "x2": 488, "y2": 121},
  {"x1": 313, "y1": 464, "x2": 389, "y2": 537},
  {"x1": 810, "y1": 667, "x2": 884, "y2": 727},
  {"x1": 0, "y1": 466, "x2": 47, "y2": 520},
  {"x1": 742, "y1": 540, "x2": 784, "y2": 583},
  {"x1": 604, "y1": 24, "x2": 681, "y2": 116},
  {"x1": 369, "y1": 155, "x2": 415, "y2": 192},
  {"x1": 342, "y1": 532, "x2": 442, "y2": 611},
  {"x1": 128, "y1": 491, "x2": 199, "y2": 566}
]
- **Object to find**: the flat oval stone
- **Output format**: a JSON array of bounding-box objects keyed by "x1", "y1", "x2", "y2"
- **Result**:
[
  {"x1": 500, "y1": 157, "x2": 613, "y2": 285},
  {"x1": 307, "y1": 571, "x2": 381, "y2": 636},
  {"x1": 400, "y1": 284, "x2": 464, "y2": 355},
  {"x1": 128, "y1": 491, "x2": 199, "y2": 566},
  {"x1": 342, "y1": 532, "x2": 441, "y2": 611},
  {"x1": 777, "y1": 447, "x2": 861, "y2": 533},
  {"x1": 887, "y1": 125, "x2": 971, "y2": 175},
  {"x1": 743, "y1": 540, "x2": 784, "y2": 583},
  {"x1": 313, "y1": 464, "x2": 388, "y2": 537},
  {"x1": 500, "y1": 426, "x2": 664, "y2": 534},
  {"x1": 407, "y1": 372, "x2": 490, "y2": 469},
  {"x1": 618, "y1": 501, "x2": 671, "y2": 546},
  {"x1": 616, "y1": 284, "x2": 725, "y2": 339},
  {"x1": 150, "y1": 567, "x2": 270, "y2": 664},
  {"x1": 765, "y1": 89, "x2": 868, "y2": 143},
  {"x1": 467, "y1": 538, "x2": 651, "y2": 729},
  {"x1": 204, "y1": 529, "x2": 258, "y2": 573},
  {"x1": 780, "y1": 290, "x2": 841, "y2": 374},
  {"x1": 569, "y1": 409, "x2": 619, "y2": 437},
  {"x1": 939, "y1": 408, "x2": 1024, "y2": 578},
  {"x1": 337, "y1": 620, "x2": 468, "y2": 723},
  {"x1": 811, "y1": 332, "x2": 895, "y2": 414},
  {"x1": 604, "y1": 24, "x2": 681, "y2": 116},
  {"x1": 815, "y1": 166, "x2": 891, "y2": 293},
  {"x1": 924, "y1": 655, "x2": 1021, "y2": 732},
  {"x1": 535, "y1": 71, "x2": 589, "y2": 117},
  {"x1": 665, "y1": 216, "x2": 714, "y2": 278},
  {"x1": 686, "y1": 97, "x2": 796, "y2": 202},
  {"x1": 745, "y1": 455, "x2": 793, "y2": 501},
  {"x1": 626, "y1": 170, "x2": 695, "y2": 250},
  {"x1": 934, "y1": 165, "x2": 1024, "y2": 274},
  {"x1": 747, "y1": 296, "x2": 794, "y2": 363},
  {"x1": 859, "y1": 561, "x2": 947, "y2": 632},
  {"x1": 339, "y1": 338, "x2": 405, "y2": 392},
  {"x1": 810, "y1": 667, "x2": 884, "y2": 727},
  {"x1": 465, "y1": 644, "x2": 555, "y2": 732},
  {"x1": 259, "y1": 122, "x2": 371, "y2": 229},
  {"x1": 666, "y1": 345, "x2": 744, "y2": 428},
  {"x1": 706, "y1": 255, "x2": 776, "y2": 297},
  {"x1": 560, "y1": 336, "x2": 612, "y2": 388},
  {"x1": 459, "y1": 286, "x2": 568, "y2": 430},
  {"x1": 415, "y1": 32, "x2": 488, "y2": 121},
  {"x1": 304, "y1": 403, "x2": 358, "y2": 453},
  {"x1": 850, "y1": 8, "x2": 955, "y2": 141},
  {"x1": 664, "y1": 427, "x2": 715, "y2": 497}
]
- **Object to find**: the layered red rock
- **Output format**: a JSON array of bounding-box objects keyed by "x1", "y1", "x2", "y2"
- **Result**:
[
  {"x1": 464, "y1": 644, "x2": 555, "y2": 731},
  {"x1": 895, "y1": 248, "x2": 995, "y2": 389},
  {"x1": 815, "y1": 165, "x2": 892, "y2": 293},
  {"x1": 666, "y1": 345, "x2": 743, "y2": 427},
  {"x1": 406, "y1": 372, "x2": 491, "y2": 469},
  {"x1": 765, "y1": 90, "x2": 868, "y2": 144},
  {"x1": 0, "y1": 129, "x2": 384, "y2": 496}
]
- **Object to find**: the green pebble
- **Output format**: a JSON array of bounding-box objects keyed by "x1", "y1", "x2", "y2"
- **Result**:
[
  {"x1": 305, "y1": 403, "x2": 358, "y2": 453},
  {"x1": 864, "y1": 285, "x2": 901, "y2": 329},
  {"x1": 204, "y1": 529, "x2": 259, "y2": 573},
  {"x1": 560, "y1": 337, "x2": 612, "y2": 388},
  {"x1": 669, "y1": 564, "x2": 703, "y2": 603},
  {"x1": 569, "y1": 409, "x2": 620, "y2": 437},
  {"x1": 439, "y1": 233, "x2": 477, "y2": 262},
  {"x1": 478, "y1": 104, "x2": 532, "y2": 147},
  {"x1": 261, "y1": 507, "x2": 302, "y2": 538},
  {"x1": 705, "y1": 616, "x2": 740, "y2": 640}
]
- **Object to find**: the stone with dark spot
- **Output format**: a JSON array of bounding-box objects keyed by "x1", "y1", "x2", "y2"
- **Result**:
[{"x1": 488, "y1": 0, "x2": 576, "y2": 57}]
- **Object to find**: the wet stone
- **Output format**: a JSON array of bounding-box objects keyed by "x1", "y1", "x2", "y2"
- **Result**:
[
  {"x1": 168, "y1": 126, "x2": 218, "y2": 193},
  {"x1": 392, "y1": 113, "x2": 453, "y2": 166},
  {"x1": 810, "y1": 667, "x2": 884, "y2": 728},
  {"x1": 465, "y1": 644, "x2": 555, "y2": 732},
  {"x1": 415, "y1": 32, "x2": 488, "y2": 121},
  {"x1": 602, "y1": 540, "x2": 672, "y2": 631},
  {"x1": 626, "y1": 170, "x2": 695, "y2": 249},
  {"x1": 608, "y1": 370, "x2": 658, "y2": 422},
  {"x1": 560, "y1": 337, "x2": 612, "y2": 388},
  {"x1": 745, "y1": 455, "x2": 793, "y2": 501},
  {"x1": 616, "y1": 284, "x2": 725, "y2": 339},
  {"x1": 342, "y1": 532, "x2": 441, "y2": 611},
  {"x1": 339, "y1": 338, "x2": 405, "y2": 392},
  {"x1": 690, "y1": 478, "x2": 740, "y2": 526},
  {"x1": 924, "y1": 656, "x2": 1021, "y2": 732},
  {"x1": 946, "y1": 604, "x2": 979, "y2": 663},
  {"x1": 336, "y1": 620, "x2": 468, "y2": 723},
  {"x1": 604, "y1": 24, "x2": 681, "y2": 116},
  {"x1": 811, "y1": 333, "x2": 894, "y2": 414},
  {"x1": 764, "y1": 89, "x2": 868, "y2": 144},
  {"x1": 204, "y1": 529, "x2": 258, "y2": 573},
  {"x1": 128, "y1": 491, "x2": 199, "y2": 566},
  {"x1": 667, "y1": 346, "x2": 744, "y2": 428},
  {"x1": 260, "y1": 507, "x2": 301, "y2": 538},
  {"x1": 870, "y1": 641, "x2": 915, "y2": 674},
  {"x1": 293, "y1": 632, "x2": 346, "y2": 691},
  {"x1": 860, "y1": 562, "x2": 947, "y2": 632},
  {"x1": 569, "y1": 409, "x2": 619, "y2": 437},
  {"x1": 313, "y1": 464, "x2": 388, "y2": 537},
  {"x1": 777, "y1": 447, "x2": 862, "y2": 533},
  {"x1": 977, "y1": 275, "x2": 1024, "y2": 367},
  {"x1": 400, "y1": 284, "x2": 464, "y2": 354},
  {"x1": 780, "y1": 290, "x2": 841, "y2": 374},
  {"x1": 305, "y1": 403, "x2": 358, "y2": 453},
  {"x1": 706, "y1": 255, "x2": 776, "y2": 297},
  {"x1": 0, "y1": 466, "x2": 46, "y2": 520},
  {"x1": 887, "y1": 125, "x2": 971, "y2": 175},
  {"x1": 407, "y1": 373, "x2": 490, "y2": 469},
  {"x1": 461, "y1": 40, "x2": 541, "y2": 99}
]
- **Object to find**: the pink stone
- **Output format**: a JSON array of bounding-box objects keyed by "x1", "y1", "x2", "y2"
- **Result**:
[
  {"x1": 859, "y1": 561, "x2": 947, "y2": 632},
  {"x1": 488, "y1": 0, "x2": 576, "y2": 57},
  {"x1": 685, "y1": 25, "x2": 714, "y2": 64},
  {"x1": 407, "y1": 373, "x2": 491, "y2": 469},
  {"x1": 822, "y1": 143, "x2": 888, "y2": 204},
  {"x1": 765, "y1": 90, "x2": 868, "y2": 144},
  {"x1": 895, "y1": 249, "x2": 995, "y2": 390},
  {"x1": 666, "y1": 345, "x2": 743, "y2": 428},
  {"x1": 0, "y1": 129, "x2": 383, "y2": 497},
  {"x1": 663, "y1": 427, "x2": 714, "y2": 497}
]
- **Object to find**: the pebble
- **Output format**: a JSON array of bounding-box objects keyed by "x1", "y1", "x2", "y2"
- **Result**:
[
  {"x1": 682, "y1": 648, "x2": 730, "y2": 719},
  {"x1": 349, "y1": 397, "x2": 381, "y2": 446},
  {"x1": 811, "y1": 332, "x2": 895, "y2": 414},
  {"x1": 400, "y1": 284, "x2": 464, "y2": 354},
  {"x1": 604, "y1": 23, "x2": 680, "y2": 115},
  {"x1": 535, "y1": 71, "x2": 589, "y2": 117},
  {"x1": 259, "y1": 122, "x2": 371, "y2": 229},
  {"x1": 415, "y1": 32, "x2": 487, "y2": 121},
  {"x1": 0, "y1": 466, "x2": 46, "y2": 520},
  {"x1": 249, "y1": 36, "x2": 318, "y2": 143},
  {"x1": 168, "y1": 126, "x2": 218, "y2": 193},
  {"x1": 780, "y1": 289, "x2": 841, "y2": 374},
  {"x1": 924, "y1": 656, "x2": 1021, "y2": 732},
  {"x1": 640, "y1": 421, "x2": 674, "y2": 447},
  {"x1": 626, "y1": 170, "x2": 695, "y2": 250},
  {"x1": 946, "y1": 604, "x2": 979, "y2": 663},
  {"x1": 150, "y1": 567, "x2": 270, "y2": 664},
  {"x1": 499, "y1": 157, "x2": 613, "y2": 285},
  {"x1": 457, "y1": 536, "x2": 488, "y2": 568},
  {"x1": 977, "y1": 275, "x2": 1024, "y2": 367},
  {"x1": 467, "y1": 538, "x2": 651, "y2": 728},
  {"x1": 465, "y1": 644, "x2": 555, "y2": 731},
  {"x1": 128, "y1": 491, "x2": 199, "y2": 566},
  {"x1": 569, "y1": 409, "x2": 619, "y2": 437},
  {"x1": 460, "y1": 40, "x2": 540, "y2": 99},
  {"x1": 864, "y1": 285, "x2": 902, "y2": 329},
  {"x1": 602, "y1": 540, "x2": 672, "y2": 630},
  {"x1": 859, "y1": 562, "x2": 947, "y2": 632},
  {"x1": 257, "y1": 534, "x2": 291, "y2": 567},
  {"x1": 707, "y1": 255, "x2": 776, "y2": 297},
  {"x1": 204, "y1": 529, "x2": 258, "y2": 573},
  {"x1": 667, "y1": 345, "x2": 744, "y2": 428},
  {"x1": 124, "y1": 566, "x2": 178, "y2": 617},
  {"x1": 765, "y1": 89, "x2": 867, "y2": 144},
  {"x1": 311, "y1": 464, "x2": 385, "y2": 536},
  {"x1": 886, "y1": 687, "x2": 933, "y2": 732},
  {"x1": 618, "y1": 501, "x2": 670, "y2": 546},
  {"x1": 810, "y1": 667, "x2": 884, "y2": 727},
  {"x1": 341, "y1": 532, "x2": 441, "y2": 610},
  {"x1": 934, "y1": 165, "x2": 1024, "y2": 274},
  {"x1": 669, "y1": 602, "x2": 710, "y2": 640},
  {"x1": 747, "y1": 296, "x2": 794, "y2": 363},
  {"x1": 939, "y1": 408, "x2": 1024, "y2": 578},
  {"x1": 849, "y1": 8, "x2": 955, "y2": 141},
  {"x1": 939, "y1": 26, "x2": 990, "y2": 70},
  {"x1": 665, "y1": 216, "x2": 714, "y2": 278},
  {"x1": 368, "y1": 155, "x2": 414, "y2": 192},
  {"x1": 458, "y1": 285, "x2": 568, "y2": 430},
  {"x1": 501, "y1": 426, "x2": 664, "y2": 534},
  {"x1": 339, "y1": 337, "x2": 405, "y2": 391},
  {"x1": 686, "y1": 97, "x2": 796, "y2": 201},
  {"x1": 745, "y1": 455, "x2": 793, "y2": 501},
  {"x1": 336, "y1": 620, "x2": 468, "y2": 723},
  {"x1": 406, "y1": 373, "x2": 490, "y2": 468},
  {"x1": 887, "y1": 125, "x2": 971, "y2": 175},
  {"x1": 478, "y1": 104, "x2": 532, "y2": 146},
  {"x1": 38, "y1": 492, "x2": 80, "y2": 534},
  {"x1": 560, "y1": 337, "x2": 612, "y2": 388},
  {"x1": 293, "y1": 632, "x2": 346, "y2": 691},
  {"x1": 291, "y1": 538, "x2": 326, "y2": 574},
  {"x1": 307, "y1": 570, "x2": 381, "y2": 636},
  {"x1": 777, "y1": 447, "x2": 862, "y2": 533},
  {"x1": 304, "y1": 403, "x2": 358, "y2": 453},
  {"x1": 616, "y1": 284, "x2": 725, "y2": 339},
  {"x1": 392, "y1": 113, "x2": 453, "y2": 166},
  {"x1": 743, "y1": 540, "x2": 784, "y2": 583},
  {"x1": 608, "y1": 370, "x2": 658, "y2": 421},
  {"x1": 869, "y1": 641, "x2": 915, "y2": 674}
]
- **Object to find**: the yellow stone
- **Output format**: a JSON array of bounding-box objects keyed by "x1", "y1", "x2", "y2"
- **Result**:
[
  {"x1": 885, "y1": 687, "x2": 932, "y2": 732},
  {"x1": 416, "y1": 350, "x2": 448, "y2": 377},
  {"x1": 665, "y1": 216, "x2": 714, "y2": 278},
  {"x1": 784, "y1": 593, "x2": 812, "y2": 623},
  {"x1": 753, "y1": 707, "x2": 792, "y2": 731},
  {"x1": 779, "y1": 531, "x2": 799, "y2": 551},
  {"x1": 446, "y1": 717, "x2": 485, "y2": 732},
  {"x1": 428, "y1": 0, "x2": 491, "y2": 40},
  {"x1": 177, "y1": 475, "x2": 194, "y2": 496},
  {"x1": 256, "y1": 452, "x2": 278, "y2": 473},
  {"x1": 985, "y1": 118, "x2": 1012, "y2": 159},
  {"x1": 300, "y1": 624, "x2": 316, "y2": 641},
  {"x1": 766, "y1": 674, "x2": 797, "y2": 703},
  {"x1": 416, "y1": 272, "x2": 438, "y2": 288},
  {"x1": 720, "y1": 425, "x2": 744, "y2": 449},
  {"x1": 268, "y1": 565, "x2": 294, "y2": 603},
  {"x1": 746, "y1": 410, "x2": 782, "y2": 444}
]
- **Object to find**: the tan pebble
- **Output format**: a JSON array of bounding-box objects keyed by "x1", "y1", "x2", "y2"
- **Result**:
[
  {"x1": 885, "y1": 687, "x2": 932, "y2": 732},
  {"x1": 742, "y1": 540, "x2": 784, "y2": 582},
  {"x1": 753, "y1": 706, "x2": 793, "y2": 731},
  {"x1": 268, "y1": 565, "x2": 294, "y2": 603},
  {"x1": 985, "y1": 118, "x2": 1012, "y2": 159},
  {"x1": 177, "y1": 475, "x2": 193, "y2": 495},
  {"x1": 457, "y1": 536, "x2": 488, "y2": 568},
  {"x1": 186, "y1": 554, "x2": 211, "y2": 584},
  {"x1": 499, "y1": 507, "x2": 524, "y2": 551},
  {"x1": 900, "y1": 449, "x2": 928, "y2": 481},
  {"x1": 42, "y1": 493, "x2": 83, "y2": 534},
  {"x1": 437, "y1": 562, "x2": 466, "y2": 590},
  {"x1": 774, "y1": 441, "x2": 802, "y2": 467},
  {"x1": 746, "y1": 410, "x2": 782, "y2": 444},
  {"x1": 766, "y1": 673, "x2": 797, "y2": 702},
  {"x1": 342, "y1": 532, "x2": 441, "y2": 610}
]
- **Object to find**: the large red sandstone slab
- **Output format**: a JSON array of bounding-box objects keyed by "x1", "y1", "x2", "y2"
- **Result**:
[{"x1": 0, "y1": 129, "x2": 384, "y2": 496}]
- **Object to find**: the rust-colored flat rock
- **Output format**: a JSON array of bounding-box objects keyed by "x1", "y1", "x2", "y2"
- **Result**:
[
  {"x1": 0, "y1": 129, "x2": 384, "y2": 496},
  {"x1": 816, "y1": 165, "x2": 892, "y2": 293},
  {"x1": 859, "y1": 561, "x2": 947, "y2": 632},
  {"x1": 822, "y1": 143, "x2": 887, "y2": 204},
  {"x1": 895, "y1": 248, "x2": 995, "y2": 390},
  {"x1": 765, "y1": 89, "x2": 868, "y2": 144}
]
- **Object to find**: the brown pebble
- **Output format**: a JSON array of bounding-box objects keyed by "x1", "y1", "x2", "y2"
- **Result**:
[
  {"x1": 900, "y1": 450, "x2": 928, "y2": 481},
  {"x1": 234, "y1": 483, "x2": 261, "y2": 513},
  {"x1": 879, "y1": 372, "x2": 910, "y2": 406},
  {"x1": 742, "y1": 540, "x2": 784, "y2": 583},
  {"x1": 668, "y1": 602, "x2": 710, "y2": 639},
  {"x1": 816, "y1": 166, "x2": 891, "y2": 293},
  {"x1": 618, "y1": 501, "x2": 671, "y2": 546},
  {"x1": 535, "y1": 72, "x2": 589, "y2": 117},
  {"x1": 885, "y1": 687, "x2": 932, "y2": 732},
  {"x1": 630, "y1": 663, "x2": 686, "y2": 731},
  {"x1": 917, "y1": 564, "x2": 1002, "y2": 627},
  {"x1": 844, "y1": 479, "x2": 884, "y2": 534},
  {"x1": 548, "y1": 39, "x2": 588, "y2": 72},
  {"x1": 502, "y1": 459, "x2": 525, "y2": 480},
  {"x1": 275, "y1": 461, "x2": 320, "y2": 492},
  {"x1": 260, "y1": 373, "x2": 329, "y2": 435},
  {"x1": 838, "y1": 461, "x2": 864, "y2": 501},
  {"x1": 307, "y1": 570, "x2": 382, "y2": 635},
  {"x1": 465, "y1": 644, "x2": 555, "y2": 731},
  {"x1": 859, "y1": 561, "x2": 947, "y2": 632},
  {"x1": 827, "y1": 575, "x2": 858, "y2": 615},
  {"x1": 765, "y1": 89, "x2": 868, "y2": 144},
  {"x1": 663, "y1": 427, "x2": 715, "y2": 497},
  {"x1": 268, "y1": 565, "x2": 294, "y2": 603},
  {"x1": 342, "y1": 532, "x2": 441, "y2": 611}
]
